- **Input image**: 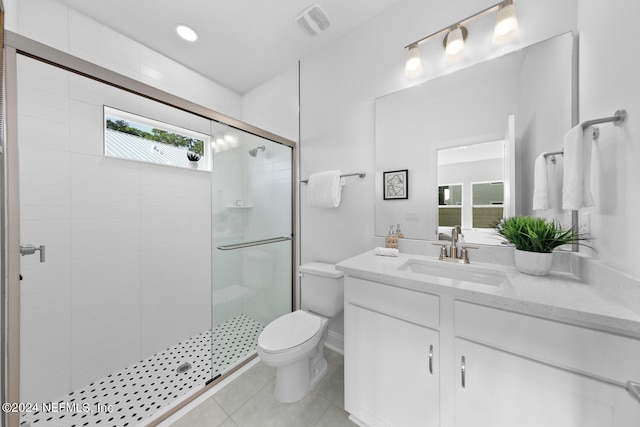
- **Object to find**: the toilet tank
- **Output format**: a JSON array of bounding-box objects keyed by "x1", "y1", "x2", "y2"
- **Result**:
[{"x1": 300, "y1": 262, "x2": 344, "y2": 317}]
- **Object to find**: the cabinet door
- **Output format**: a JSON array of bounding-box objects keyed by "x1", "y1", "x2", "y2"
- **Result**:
[
  {"x1": 345, "y1": 304, "x2": 439, "y2": 427},
  {"x1": 455, "y1": 339, "x2": 640, "y2": 427}
]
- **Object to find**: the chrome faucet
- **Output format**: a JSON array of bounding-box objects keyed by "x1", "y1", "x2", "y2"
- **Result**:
[
  {"x1": 432, "y1": 226, "x2": 478, "y2": 264},
  {"x1": 450, "y1": 225, "x2": 462, "y2": 259}
]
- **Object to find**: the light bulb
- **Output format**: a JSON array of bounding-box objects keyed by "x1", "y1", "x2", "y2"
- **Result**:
[
  {"x1": 493, "y1": 3, "x2": 519, "y2": 44},
  {"x1": 445, "y1": 26, "x2": 465, "y2": 60},
  {"x1": 405, "y1": 44, "x2": 423, "y2": 78},
  {"x1": 176, "y1": 24, "x2": 198, "y2": 42}
]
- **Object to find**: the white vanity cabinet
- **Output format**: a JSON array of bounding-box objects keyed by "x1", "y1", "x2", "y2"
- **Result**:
[
  {"x1": 343, "y1": 274, "x2": 640, "y2": 427},
  {"x1": 454, "y1": 301, "x2": 640, "y2": 427},
  {"x1": 344, "y1": 276, "x2": 440, "y2": 427},
  {"x1": 454, "y1": 339, "x2": 639, "y2": 427}
]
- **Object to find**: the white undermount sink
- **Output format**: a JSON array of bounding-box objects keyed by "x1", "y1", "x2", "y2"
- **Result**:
[{"x1": 398, "y1": 258, "x2": 509, "y2": 288}]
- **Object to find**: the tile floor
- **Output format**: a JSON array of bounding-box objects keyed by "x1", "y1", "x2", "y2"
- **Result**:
[
  {"x1": 168, "y1": 349, "x2": 356, "y2": 427},
  {"x1": 20, "y1": 315, "x2": 263, "y2": 427}
]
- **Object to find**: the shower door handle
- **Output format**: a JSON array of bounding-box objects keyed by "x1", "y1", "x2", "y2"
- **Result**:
[
  {"x1": 217, "y1": 236, "x2": 292, "y2": 251},
  {"x1": 20, "y1": 244, "x2": 45, "y2": 262}
]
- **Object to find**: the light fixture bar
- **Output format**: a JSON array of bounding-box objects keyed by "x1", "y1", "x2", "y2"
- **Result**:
[{"x1": 404, "y1": 0, "x2": 512, "y2": 50}]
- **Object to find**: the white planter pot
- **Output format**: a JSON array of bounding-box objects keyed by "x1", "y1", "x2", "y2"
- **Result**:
[{"x1": 514, "y1": 249, "x2": 553, "y2": 276}]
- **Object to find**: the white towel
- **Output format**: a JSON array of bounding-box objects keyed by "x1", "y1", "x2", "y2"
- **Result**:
[
  {"x1": 532, "y1": 153, "x2": 549, "y2": 210},
  {"x1": 307, "y1": 170, "x2": 344, "y2": 208},
  {"x1": 562, "y1": 125, "x2": 595, "y2": 210},
  {"x1": 374, "y1": 247, "x2": 399, "y2": 257}
]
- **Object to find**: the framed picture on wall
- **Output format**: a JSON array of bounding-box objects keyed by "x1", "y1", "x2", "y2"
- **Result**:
[{"x1": 383, "y1": 169, "x2": 408, "y2": 200}]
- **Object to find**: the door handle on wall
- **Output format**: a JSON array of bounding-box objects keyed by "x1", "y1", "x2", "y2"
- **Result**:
[{"x1": 20, "y1": 244, "x2": 45, "y2": 262}]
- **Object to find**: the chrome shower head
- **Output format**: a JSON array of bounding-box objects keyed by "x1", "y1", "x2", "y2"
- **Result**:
[{"x1": 248, "y1": 145, "x2": 265, "y2": 157}]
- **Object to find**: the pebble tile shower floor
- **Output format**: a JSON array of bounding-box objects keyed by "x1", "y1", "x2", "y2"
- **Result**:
[{"x1": 21, "y1": 315, "x2": 264, "y2": 427}]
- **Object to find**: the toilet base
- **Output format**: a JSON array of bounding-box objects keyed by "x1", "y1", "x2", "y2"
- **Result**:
[
  {"x1": 309, "y1": 356, "x2": 328, "y2": 388},
  {"x1": 260, "y1": 314, "x2": 332, "y2": 404},
  {"x1": 273, "y1": 345, "x2": 328, "y2": 404}
]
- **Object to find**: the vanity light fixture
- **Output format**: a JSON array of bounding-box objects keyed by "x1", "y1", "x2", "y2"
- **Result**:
[
  {"x1": 404, "y1": 43, "x2": 423, "y2": 77},
  {"x1": 444, "y1": 24, "x2": 467, "y2": 60},
  {"x1": 404, "y1": 0, "x2": 519, "y2": 77},
  {"x1": 493, "y1": 0, "x2": 519, "y2": 44},
  {"x1": 176, "y1": 24, "x2": 198, "y2": 42}
]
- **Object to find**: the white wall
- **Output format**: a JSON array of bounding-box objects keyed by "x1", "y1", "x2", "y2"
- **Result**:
[
  {"x1": 298, "y1": 0, "x2": 578, "y2": 266},
  {"x1": 17, "y1": 56, "x2": 212, "y2": 403},
  {"x1": 577, "y1": 0, "x2": 640, "y2": 279},
  {"x1": 5, "y1": 0, "x2": 242, "y2": 119},
  {"x1": 517, "y1": 34, "x2": 573, "y2": 224},
  {"x1": 241, "y1": 64, "x2": 299, "y2": 143}
]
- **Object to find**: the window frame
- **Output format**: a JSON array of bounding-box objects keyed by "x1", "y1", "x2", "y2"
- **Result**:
[{"x1": 103, "y1": 106, "x2": 213, "y2": 171}]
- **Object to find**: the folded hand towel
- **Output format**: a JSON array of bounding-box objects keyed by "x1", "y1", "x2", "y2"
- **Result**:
[
  {"x1": 374, "y1": 247, "x2": 399, "y2": 257},
  {"x1": 533, "y1": 153, "x2": 549, "y2": 210},
  {"x1": 562, "y1": 125, "x2": 595, "y2": 210},
  {"x1": 308, "y1": 170, "x2": 344, "y2": 208}
]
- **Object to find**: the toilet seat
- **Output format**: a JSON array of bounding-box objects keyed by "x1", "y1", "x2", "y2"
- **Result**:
[{"x1": 258, "y1": 310, "x2": 322, "y2": 354}]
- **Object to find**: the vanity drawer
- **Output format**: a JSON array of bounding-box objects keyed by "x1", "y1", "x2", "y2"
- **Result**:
[
  {"x1": 455, "y1": 301, "x2": 640, "y2": 384},
  {"x1": 345, "y1": 276, "x2": 439, "y2": 329}
]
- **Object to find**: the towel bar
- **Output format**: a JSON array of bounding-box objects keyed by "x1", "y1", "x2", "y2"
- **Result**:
[{"x1": 301, "y1": 172, "x2": 366, "y2": 184}]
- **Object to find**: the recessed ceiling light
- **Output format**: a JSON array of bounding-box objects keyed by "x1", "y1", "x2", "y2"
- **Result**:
[{"x1": 176, "y1": 24, "x2": 198, "y2": 42}]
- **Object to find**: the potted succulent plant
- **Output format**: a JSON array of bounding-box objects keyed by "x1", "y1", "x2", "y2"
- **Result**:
[
  {"x1": 495, "y1": 216, "x2": 585, "y2": 276},
  {"x1": 187, "y1": 151, "x2": 201, "y2": 169}
]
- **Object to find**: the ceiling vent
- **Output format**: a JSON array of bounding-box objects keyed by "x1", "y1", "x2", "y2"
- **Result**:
[{"x1": 295, "y1": 4, "x2": 332, "y2": 37}]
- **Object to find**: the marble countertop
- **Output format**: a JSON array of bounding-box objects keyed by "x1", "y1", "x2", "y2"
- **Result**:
[{"x1": 336, "y1": 250, "x2": 640, "y2": 338}]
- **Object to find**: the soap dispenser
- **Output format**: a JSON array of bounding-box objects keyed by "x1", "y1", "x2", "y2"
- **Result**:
[
  {"x1": 396, "y1": 224, "x2": 404, "y2": 239},
  {"x1": 385, "y1": 225, "x2": 398, "y2": 249}
]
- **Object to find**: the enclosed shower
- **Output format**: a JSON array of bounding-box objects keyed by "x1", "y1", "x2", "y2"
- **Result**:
[{"x1": 11, "y1": 48, "x2": 294, "y2": 426}]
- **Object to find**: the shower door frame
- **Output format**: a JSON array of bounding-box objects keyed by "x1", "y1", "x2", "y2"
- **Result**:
[{"x1": 2, "y1": 31, "x2": 298, "y2": 427}]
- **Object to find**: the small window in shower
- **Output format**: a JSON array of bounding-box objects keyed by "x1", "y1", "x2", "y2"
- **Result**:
[{"x1": 104, "y1": 106, "x2": 212, "y2": 170}]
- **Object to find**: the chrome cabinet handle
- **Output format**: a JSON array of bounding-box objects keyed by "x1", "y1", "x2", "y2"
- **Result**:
[
  {"x1": 429, "y1": 344, "x2": 433, "y2": 375},
  {"x1": 461, "y1": 356, "x2": 466, "y2": 388},
  {"x1": 20, "y1": 244, "x2": 45, "y2": 262}
]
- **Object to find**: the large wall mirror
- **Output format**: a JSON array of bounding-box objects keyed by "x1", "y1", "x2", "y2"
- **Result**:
[{"x1": 375, "y1": 32, "x2": 574, "y2": 243}]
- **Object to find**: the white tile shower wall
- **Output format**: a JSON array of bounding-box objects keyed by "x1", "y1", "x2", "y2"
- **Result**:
[
  {"x1": 17, "y1": 55, "x2": 212, "y2": 403},
  {"x1": 18, "y1": 57, "x2": 72, "y2": 403},
  {"x1": 9, "y1": 0, "x2": 242, "y2": 119}
]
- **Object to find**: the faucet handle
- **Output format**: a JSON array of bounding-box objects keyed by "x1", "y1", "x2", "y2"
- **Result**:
[
  {"x1": 431, "y1": 242, "x2": 448, "y2": 260},
  {"x1": 460, "y1": 245, "x2": 479, "y2": 264}
]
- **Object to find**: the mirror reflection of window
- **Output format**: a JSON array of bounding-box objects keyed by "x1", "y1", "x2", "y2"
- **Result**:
[
  {"x1": 438, "y1": 184, "x2": 462, "y2": 227},
  {"x1": 438, "y1": 184, "x2": 462, "y2": 205},
  {"x1": 438, "y1": 140, "x2": 504, "y2": 231},
  {"x1": 472, "y1": 181, "x2": 504, "y2": 228}
]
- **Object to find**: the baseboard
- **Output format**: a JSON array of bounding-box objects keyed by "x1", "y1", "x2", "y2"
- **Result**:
[
  {"x1": 348, "y1": 414, "x2": 368, "y2": 427},
  {"x1": 324, "y1": 330, "x2": 344, "y2": 354}
]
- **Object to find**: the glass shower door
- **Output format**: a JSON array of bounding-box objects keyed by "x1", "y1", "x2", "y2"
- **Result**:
[{"x1": 209, "y1": 121, "x2": 293, "y2": 377}]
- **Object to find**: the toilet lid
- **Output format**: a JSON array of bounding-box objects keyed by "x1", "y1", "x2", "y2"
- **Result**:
[{"x1": 259, "y1": 310, "x2": 322, "y2": 353}]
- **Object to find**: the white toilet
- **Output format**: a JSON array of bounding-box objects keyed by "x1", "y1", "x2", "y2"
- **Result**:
[{"x1": 257, "y1": 262, "x2": 344, "y2": 403}]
